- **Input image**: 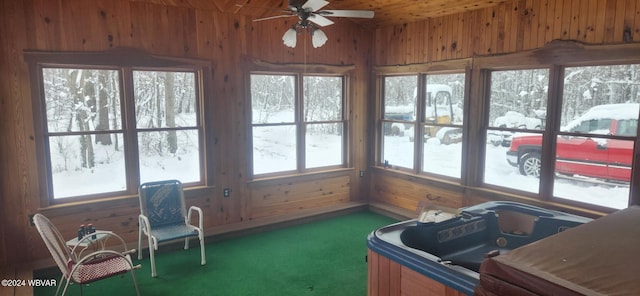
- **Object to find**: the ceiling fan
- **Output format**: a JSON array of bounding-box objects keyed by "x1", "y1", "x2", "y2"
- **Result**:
[{"x1": 253, "y1": 0, "x2": 374, "y2": 48}]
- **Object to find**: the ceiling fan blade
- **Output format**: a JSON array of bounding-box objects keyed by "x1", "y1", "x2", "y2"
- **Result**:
[
  {"x1": 318, "y1": 10, "x2": 375, "y2": 18},
  {"x1": 302, "y1": 0, "x2": 329, "y2": 12},
  {"x1": 253, "y1": 14, "x2": 295, "y2": 22},
  {"x1": 308, "y1": 14, "x2": 334, "y2": 27}
]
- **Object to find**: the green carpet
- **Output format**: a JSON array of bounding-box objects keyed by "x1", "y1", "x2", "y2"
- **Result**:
[{"x1": 34, "y1": 211, "x2": 397, "y2": 296}]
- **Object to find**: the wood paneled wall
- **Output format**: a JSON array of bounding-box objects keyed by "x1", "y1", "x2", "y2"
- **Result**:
[
  {"x1": 0, "y1": 0, "x2": 371, "y2": 267},
  {"x1": 370, "y1": 0, "x2": 640, "y2": 214},
  {"x1": 1, "y1": 0, "x2": 639, "y2": 269},
  {"x1": 374, "y1": 0, "x2": 640, "y2": 65}
]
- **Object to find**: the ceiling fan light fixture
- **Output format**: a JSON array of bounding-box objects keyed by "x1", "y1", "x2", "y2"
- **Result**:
[
  {"x1": 311, "y1": 27, "x2": 328, "y2": 48},
  {"x1": 282, "y1": 26, "x2": 298, "y2": 48},
  {"x1": 261, "y1": 0, "x2": 373, "y2": 49}
]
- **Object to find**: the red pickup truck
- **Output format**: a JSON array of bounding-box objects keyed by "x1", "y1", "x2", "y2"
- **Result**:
[{"x1": 506, "y1": 103, "x2": 638, "y2": 183}]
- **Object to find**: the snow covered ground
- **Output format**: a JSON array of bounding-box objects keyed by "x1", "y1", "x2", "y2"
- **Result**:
[
  {"x1": 51, "y1": 120, "x2": 628, "y2": 210},
  {"x1": 52, "y1": 129, "x2": 629, "y2": 209},
  {"x1": 385, "y1": 132, "x2": 629, "y2": 209},
  {"x1": 50, "y1": 130, "x2": 201, "y2": 198}
]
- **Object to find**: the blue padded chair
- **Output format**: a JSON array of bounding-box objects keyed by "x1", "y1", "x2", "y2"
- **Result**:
[{"x1": 137, "y1": 179, "x2": 206, "y2": 277}]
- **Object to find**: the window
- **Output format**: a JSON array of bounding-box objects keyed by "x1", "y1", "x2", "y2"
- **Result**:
[
  {"x1": 422, "y1": 74, "x2": 465, "y2": 178},
  {"x1": 304, "y1": 76, "x2": 345, "y2": 169},
  {"x1": 381, "y1": 75, "x2": 417, "y2": 169},
  {"x1": 133, "y1": 70, "x2": 201, "y2": 183},
  {"x1": 487, "y1": 64, "x2": 640, "y2": 210},
  {"x1": 375, "y1": 43, "x2": 639, "y2": 211},
  {"x1": 250, "y1": 73, "x2": 346, "y2": 176},
  {"x1": 26, "y1": 50, "x2": 209, "y2": 203},
  {"x1": 379, "y1": 72, "x2": 466, "y2": 179},
  {"x1": 552, "y1": 65, "x2": 640, "y2": 209},
  {"x1": 484, "y1": 68, "x2": 549, "y2": 193},
  {"x1": 43, "y1": 68, "x2": 128, "y2": 198}
]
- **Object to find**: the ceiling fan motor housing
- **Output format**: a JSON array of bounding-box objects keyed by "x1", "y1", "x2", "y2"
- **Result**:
[{"x1": 289, "y1": 0, "x2": 307, "y2": 10}]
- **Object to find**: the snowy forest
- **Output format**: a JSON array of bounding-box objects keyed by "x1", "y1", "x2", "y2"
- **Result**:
[
  {"x1": 41, "y1": 64, "x2": 639, "y2": 207},
  {"x1": 43, "y1": 68, "x2": 200, "y2": 198},
  {"x1": 382, "y1": 65, "x2": 640, "y2": 134},
  {"x1": 250, "y1": 74, "x2": 344, "y2": 174},
  {"x1": 489, "y1": 64, "x2": 640, "y2": 130}
]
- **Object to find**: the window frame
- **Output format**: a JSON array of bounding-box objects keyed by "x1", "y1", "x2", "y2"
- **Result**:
[
  {"x1": 375, "y1": 60, "x2": 471, "y2": 181},
  {"x1": 481, "y1": 66, "x2": 552, "y2": 194},
  {"x1": 247, "y1": 61, "x2": 353, "y2": 179},
  {"x1": 380, "y1": 74, "x2": 418, "y2": 170},
  {"x1": 24, "y1": 49, "x2": 213, "y2": 206},
  {"x1": 420, "y1": 72, "x2": 467, "y2": 178},
  {"x1": 474, "y1": 44, "x2": 640, "y2": 211}
]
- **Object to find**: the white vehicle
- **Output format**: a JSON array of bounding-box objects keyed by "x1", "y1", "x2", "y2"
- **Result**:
[{"x1": 489, "y1": 110, "x2": 544, "y2": 147}]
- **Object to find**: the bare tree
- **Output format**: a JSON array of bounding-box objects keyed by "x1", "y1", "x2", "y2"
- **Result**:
[
  {"x1": 165, "y1": 72, "x2": 177, "y2": 153},
  {"x1": 95, "y1": 71, "x2": 112, "y2": 145},
  {"x1": 68, "y1": 69, "x2": 95, "y2": 168}
]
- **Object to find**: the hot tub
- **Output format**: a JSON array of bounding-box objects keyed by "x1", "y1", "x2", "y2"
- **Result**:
[{"x1": 367, "y1": 201, "x2": 592, "y2": 295}]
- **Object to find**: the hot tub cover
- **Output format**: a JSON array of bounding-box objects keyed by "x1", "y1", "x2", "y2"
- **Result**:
[{"x1": 475, "y1": 206, "x2": 640, "y2": 296}]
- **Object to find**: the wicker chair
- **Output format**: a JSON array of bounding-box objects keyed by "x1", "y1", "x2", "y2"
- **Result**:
[
  {"x1": 137, "y1": 179, "x2": 206, "y2": 277},
  {"x1": 32, "y1": 213, "x2": 140, "y2": 296}
]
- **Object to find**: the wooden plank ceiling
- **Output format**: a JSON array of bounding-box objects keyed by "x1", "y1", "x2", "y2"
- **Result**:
[{"x1": 128, "y1": 0, "x2": 508, "y2": 27}]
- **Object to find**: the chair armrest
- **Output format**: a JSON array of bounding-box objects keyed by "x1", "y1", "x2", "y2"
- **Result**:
[
  {"x1": 76, "y1": 249, "x2": 132, "y2": 265},
  {"x1": 187, "y1": 206, "x2": 204, "y2": 229},
  {"x1": 139, "y1": 214, "x2": 152, "y2": 234}
]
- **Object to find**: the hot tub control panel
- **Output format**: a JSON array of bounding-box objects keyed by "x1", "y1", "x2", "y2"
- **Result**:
[{"x1": 399, "y1": 201, "x2": 592, "y2": 272}]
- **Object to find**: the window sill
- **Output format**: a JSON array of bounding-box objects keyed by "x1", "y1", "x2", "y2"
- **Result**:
[
  {"x1": 37, "y1": 194, "x2": 139, "y2": 217},
  {"x1": 37, "y1": 185, "x2": 216, "y2": 216}
]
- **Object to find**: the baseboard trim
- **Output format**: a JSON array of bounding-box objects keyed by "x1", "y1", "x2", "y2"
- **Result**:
[{"x1": 368, "y1": 202, "x2": 416, "y2": 221}]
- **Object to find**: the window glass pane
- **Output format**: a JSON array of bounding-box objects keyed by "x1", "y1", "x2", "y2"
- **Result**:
[
  {"x1": 422, "y1": 74, "x2": 465, "y2": 178},
  {"x1": 554, "y1": 135, "x2": 633, "y2": 209},
  {"x1": 423, "y1": 126, "x2": 462, "y2": 177},
  {"x1": 306, "y1": 123, "x2": 343, "y2": 168},
  {"x1": 488, "y1": 131, "x2": 541, "y2": 193},
  {"x1": 487, "y1": 69, "x2": 548, "y2": 130},
  {"x1": 251, "y1": 74, "x2": 295, "y2": 124},
  {"x1": 383, "y1": 135, "x2": 414, "y2": 169},
  {"x1": 485, "y1": 69, "x2": 549, "y2": 192},
  {"x1": 49, "y1": 134, "x2": 126, "y2": 198},
  {"x1": 138, "y1": 130, "x2": 201, "y2": 183},
  {"x1": 253, "y1": 125, "x2": 297, "y2": 174},
  {"x1": 134, "y1": 71, "x2": 197, "y2": 128},
  {"x1": 382, "y1": 76, "x2": 417, "y2": 169},
  {"x1": 383, "y1": 76, "x2": 417, "y2": 121},
  {"x1": 43, "y1": 68, "x2": 121, "y2": 133},
  {"x1": 424, "y1": 81, "x2": 463, "y2": 126},
  {"x1": 304, "y1": 76, "x2": 342, "y2": 122},
  {"x1": 553, "y1": 64, "x2": 640, "y2": 209}
]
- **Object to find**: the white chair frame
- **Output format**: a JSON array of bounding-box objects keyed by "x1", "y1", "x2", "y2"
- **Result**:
[
  {"x1": 137, "y1": 180, "x2": 206, "y2": 277},
  {"x1": 33, "y1": 213, "x2": 140, "y2": 296}
]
